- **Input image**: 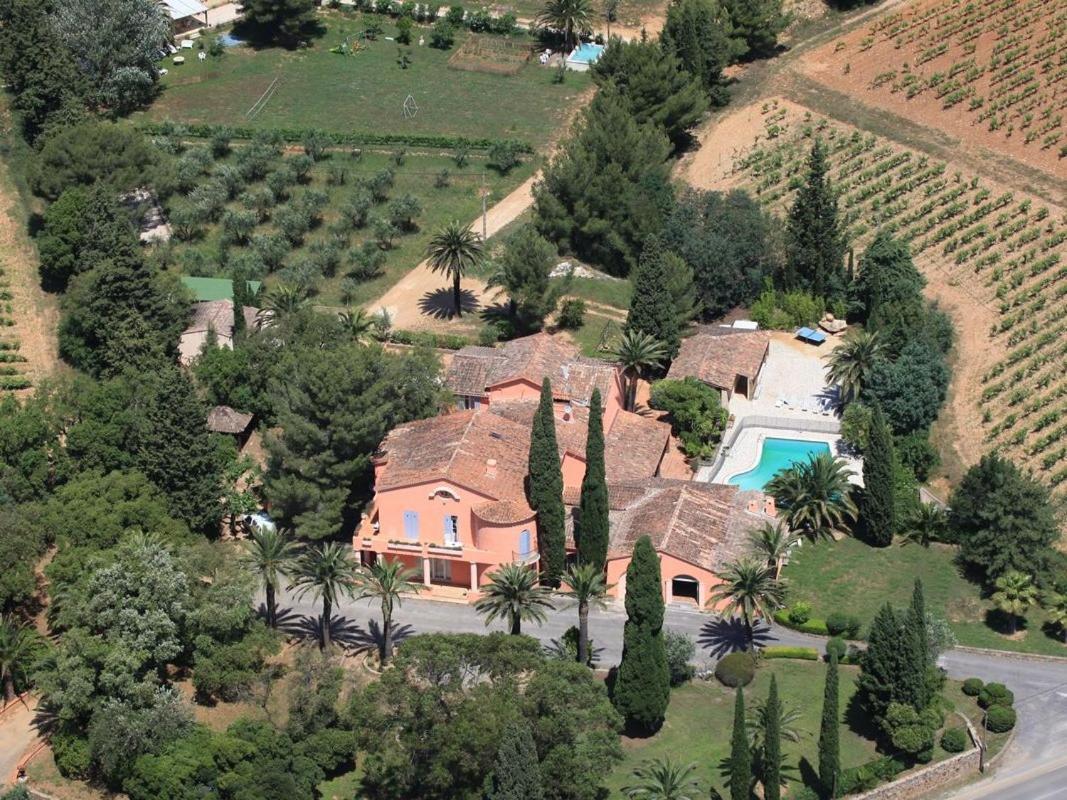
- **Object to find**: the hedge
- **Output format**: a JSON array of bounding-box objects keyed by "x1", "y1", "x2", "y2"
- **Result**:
[
  {"x1": 140, "y1": 122, "x2": 534, "y2": 155},
  {"x1": 773, "y1": 609, "x2": 830, "y2": 636},
  {"x1": 383, "y1": 329, "x2": 474, "y2": 350},
  {"x1": 761, "y1": 646, "x2": 819, "y2": 661}
]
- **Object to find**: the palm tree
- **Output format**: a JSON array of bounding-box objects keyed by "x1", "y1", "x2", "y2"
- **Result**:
[
  {"x1": 426, "y1": 220, "x2": 483, "y2": 318},
  {"x1": 746, "y1": 697, "x2": 804, "y2": 750},
  {"x1": 826, "y1": 330, "x2": 884, "y2": 403},
  {"x1": 900, "y1": 503, "x2": 948, "y2": 548},
  {"x1": 559, "y1": 563, "x2": 610, "y2": 666},
  {"x1": 356, "y1": 558, "x2": 422, "y2": 666},
  {"x1": 604, "y1": 0, "x2": 619, "y2": 39},
  {"x1": 537, "y1": 0, "x2": 594, "y2": 53},
  {"x1": 1043, "y1": 592, "x2": 1067, "y2": 643},
  {"x1": 257, "y1": 283, "x2": 308, "y2": 323},
  {"x1": 288, "y1": 542, "x2": 360, "y2": 650},
  {"x1": 240, "y1": 527, "x2": 299, "y2": 628},
  {"x1": 337, "y1": 307, "x2": 375, "y2": 343},
  {"x1": 766, "y1": 452, "x2": 858, "y2": 541},
  {"x1": 991, "y1": 570, "x2": 1038, "y2": 635},
  {"x1": 708, "y1": 559, "x2": 786, "y2": 652},
  {"x1": 748, "y1": 520, "x2": 798, "y2": 579},
  {"x1": 0, "y1": 616, "x2": 41, "y2": 707},
  {"x1": 475, "y1": 563, "x2": 555, "y2": 635},
  {"x1": 622, "y1": 758, "x2": 702, "y2": 800},
  {"x1": 613, "y1": 329, "x2": 668, "y2": 411}
]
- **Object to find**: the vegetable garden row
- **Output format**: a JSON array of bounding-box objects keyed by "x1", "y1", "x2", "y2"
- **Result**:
[
  {"x1": 733, "y1": 101, "x2": 1067, "y2": 494},
  {"x1": 0, "y1": 260, "x2": 31, "y2": 391}
]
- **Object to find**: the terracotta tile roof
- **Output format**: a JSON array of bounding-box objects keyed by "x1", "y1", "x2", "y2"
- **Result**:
[
  {"x1": 445, "y1": 333, "x2": 618, "y2": 403},
  {"x1": 374, "y1": 410, "x2": 532, "y2": 511},
  {"x1": 206, "y1": 405, "x2": 253, "y2": 434},
  {"x1": 489, "y1": 400, "x2": 668, "y2": 484},
  {"x1": 473, "y1": 499, "x2": 537, "y2": 525},
  {"x1": 668, "y1": 327, "x2": 770, "y2": 391},
  {"x1": 605, "y1": 480, "x2": 767, "y2": 573},
  {"x1": 184, "y1": 300, "x2": 260, "y2": 337}
]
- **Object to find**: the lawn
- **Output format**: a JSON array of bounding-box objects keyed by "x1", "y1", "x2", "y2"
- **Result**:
[
  {"x1": 781, "y1": 538, "x2": 1067, "y2": 657},
  {"x1": 606, "y1": 660, "x2": 985, "y2": 798},
  {"x1": 139, "y1": 11, "x2": 591, "y2": 148},
  {"x1": 564, "y1": 311, "x2": 622, "y2": 357},
  {"x1": 164, "y1": 144, "x2": 535, "y2": 309}
]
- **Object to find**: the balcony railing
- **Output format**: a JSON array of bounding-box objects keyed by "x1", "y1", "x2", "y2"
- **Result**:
[
  {"x1": 386, "y1": 540, "x2": 422, "y2": 552},
  {"x1": 427, "y1": 542, "x2": 464, "y2": 555},
  {"x1": 512, "y1": 550, "x2": 540, "y2": 566}
]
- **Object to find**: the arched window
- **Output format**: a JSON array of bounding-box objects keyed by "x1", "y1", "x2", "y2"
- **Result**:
[
  {"x1": 428, "y1": 486, "x2": 461, "y2": 501},
  {"x1": 519, "y1": 530, "x2": 532, "y2": 556}
]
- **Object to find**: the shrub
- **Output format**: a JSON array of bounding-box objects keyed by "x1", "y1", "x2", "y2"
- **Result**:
[
  {"x1": 434, "y1": 168, "x2": 451, "y2": 188},
  {"x1": 488, "y1": 140, "x2": 523, "y2": 174},
  {"x1": 985, "y1": 704, "x2": 1016, "y2": 733},
  {"x1": 664, "y1": 630, "x2": 696, "y2": 686},
  {"x1": 761, "y1": 645, "x2": 818, "y2": 661},
  {"x1": 788, "y1": 602, "x2": 812, "y2": 625},
  {"x1": 430, "y1": 18, "x2": 455, "y2": 49},
  {"x1": 896, "y1": 433, "x2": 940, "y2": 481},
  {"x1": 556, "y1": 298, "x2": 585, "y2": 329},
  {"x1": 825, "y1": 612, "x2": 862, "y2": 639},
  {"x1": 825, "y1": 637, "x2": 847, "y2": 661},
  {"x1": 940, "y1": 727, "x2": 969, "y2": 753},
  {"x1": 841, "y1": 403, "x2": 873, "y2": 452},
  {"x1": 978, "y1": 682, "x2": 1014, "y2": 709},
  {"x1": 52, "y1": 731, "x2": 91, "y2": 779},
  {"x1": 773, "y1": 609, "x2": 829, "y2": 635},
  {"x1": 962, "y1": 677, "x2": 984, "y2": 697},
  {"x1": 714, "y1": 652, "x2": 755, "y2": 688}
]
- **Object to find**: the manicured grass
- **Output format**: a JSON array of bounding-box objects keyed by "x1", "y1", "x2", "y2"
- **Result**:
[
  {"x1": 565, "y1": 311, "x2": 622, "y2": 357},
  {"x1": 320, "y1": 768, "x2": 363, "y2": 800},
  {"x1": 606, "y1": 661, "x2": 877, "y2": 798},
  {"x1": 781, "y1": 538, "x2": 1067, "y2": 657},
  {"x1": 562, "y1": 275, "x2": 633, "y2": 310},
  {"x1": 141, "y1": 12, "x2": 591, "y2": 147},
  {"x1": 166, "y1": 146, "x2": 534, "y2": 309}
]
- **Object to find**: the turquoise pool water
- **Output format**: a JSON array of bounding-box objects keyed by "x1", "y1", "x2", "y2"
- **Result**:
[
  {"x1": 728, "y1": 438, "x2": 831, "y2": 491},
  {"x1": 568, "y1": 43, "x2": 605, "y2": 64}
]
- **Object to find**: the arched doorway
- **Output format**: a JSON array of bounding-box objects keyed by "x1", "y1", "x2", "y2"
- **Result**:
[{"x1": 671, "y1": 575, "x2": 700, "y2": 604}]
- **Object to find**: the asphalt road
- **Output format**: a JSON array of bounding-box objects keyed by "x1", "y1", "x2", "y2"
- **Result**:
[{"x1": 274, "y1": 590, "x2": 1067, "y2": 799}]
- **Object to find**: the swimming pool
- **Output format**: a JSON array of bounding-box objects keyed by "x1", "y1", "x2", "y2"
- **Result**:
[
  {"x1": 727, "y1": 438, "x2": 831, "y2": 491},
  {"x1": 566, "y1": 43, "x2": 605, "y2": 70}
]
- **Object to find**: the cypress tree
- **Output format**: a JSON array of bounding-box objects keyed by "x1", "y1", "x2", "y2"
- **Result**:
[
  {"x1": 232, "y1": 270, "x2": 247, "y2": 337},
  {"x1": 786, "y1": 139, "x2": 846, "y2": 300},
  {"x1": 764, "y1": 675, "x2": 782, "y2": 800},
  {"x1": 486, "y1": 720, "x2": 543, "y2": 800},
  {"x1": 729, "y1": 686, "x2": 751, "y2": 800},
  {"x1": 612, "y1": 536, "x2": 669, "y2": 735},
  {"x1": 528, "y1": 378, "x2": 566, "y2": 587},
  {"x1": 863, "y1": 405, "x2": 896, "y2": 547},
  {"x1": 576, "y1": 389, "x2": 609, "y2": 570},
  {"x1": 818, "y1": 651, "x2": 840, "y2": 800},
  {"x1": 903, "y1": 578, "x2": 933, "y2": 710},
  {"x1": 857, "y1": 603, "x2": 918, "y2": 720},
  {"x1": 626, "y1": 237, "x2": 681, "y2": 359}
]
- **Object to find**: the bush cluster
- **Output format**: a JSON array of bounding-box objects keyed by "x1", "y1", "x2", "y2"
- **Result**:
[
  {"x1": 714, "y1": 652, "x2": 755, "y2": 687},
  {"x1": 984, "y1": 704, "x2": 1016, "y2": 733},
  {"x1": 962, "y1": 677, "x2": 984, "y2": 697},
  {"x1": 774, "y1": 608, "x2": 829, "y2": 636},
  {"x1": 384, "y1": 329, "x2": 474, "y2": 350},
  {"x1": 838, "y1": 756, "x2": 907, "y2": 795},
  {"x1": 940, "y1": 727, "x2": 969, "y2": 753},
  {"x1": 977, "y1": 682, "x2": 1014, "y2": 709},
  {"x1": 825, "y1": 611, "x2": 863, "y2": 639}
]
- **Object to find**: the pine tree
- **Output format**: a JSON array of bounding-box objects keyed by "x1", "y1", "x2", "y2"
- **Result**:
[
  {"x1": 764, "y1": 675, "x2": 782, "y2": 800},
  {"x1": 528, "y1": 378, "x2": 566, "y2": 587},
  {"x1": 627, "y1": 237, "x2": 681, "y2": 359},
  {"x1": 818, "y1": 651, "x2": 840, "y2": 800},
  {"x1": 576, "y1": 389, "x2": 609, "y2": 570},
  {"x1": 131, "y1": 365, "x2": 226, "y2": 534},
  {"x1": 729, "y1": 686, "x2": 751, "y2": 800},
  {"x1": 612, "y1": 536, "x2": 670, "y2": 735},
  {"x1": 238, "y1": 0, "x2": 317, "y2": 44},
  {"x1": 786, "y1": 139, "x2": 846, "y2": 300},
  {"x1": 863, "y1": 405, "x2": 896, "y2": 547},
  {"x1": 486, "y1": 720, "x2": 544, "y2": 800}
]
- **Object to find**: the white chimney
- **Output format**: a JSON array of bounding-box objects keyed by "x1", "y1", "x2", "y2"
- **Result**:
[
  {"x1": 562, "y1": 403, "x2": 572, "y2": 422},
  {"x1": 486, "y1": 458, "x2": 497, "y2": 478}
]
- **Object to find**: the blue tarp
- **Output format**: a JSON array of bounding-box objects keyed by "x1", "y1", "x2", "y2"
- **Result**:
[{"x1": 795, "y1": 327, "x2": 828, "y2": 345}]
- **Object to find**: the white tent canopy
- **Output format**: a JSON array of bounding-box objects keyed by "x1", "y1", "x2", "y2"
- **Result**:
[{"x1": 161, "y1": 0, "x2": 208, "y2": 20}]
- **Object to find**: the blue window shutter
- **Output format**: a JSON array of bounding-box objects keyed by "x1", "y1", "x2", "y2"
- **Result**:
[{"x1": 404, "y1": 511, "x2": 419, "y2": 540}]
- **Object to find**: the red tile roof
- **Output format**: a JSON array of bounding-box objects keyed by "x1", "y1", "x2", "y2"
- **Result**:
[
  {"x1": 445, "y1": 333, "x2": 618, "y2": 403},
  {"x1": 668, "y1": 327, "x2": 770, "y2": 391}
]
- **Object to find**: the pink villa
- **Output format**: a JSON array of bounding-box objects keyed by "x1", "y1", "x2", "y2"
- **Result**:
[{"x1": 355, "y1": 334, "x2": 774, "y2": 606}]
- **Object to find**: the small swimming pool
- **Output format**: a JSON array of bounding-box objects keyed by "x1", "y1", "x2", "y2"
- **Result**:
[
  {"x1": 566, "y1": 43, "x2": 605, "y2": 69},
  {"x1": 727, "y1": 438, "x2": 831, "y2": 491}
]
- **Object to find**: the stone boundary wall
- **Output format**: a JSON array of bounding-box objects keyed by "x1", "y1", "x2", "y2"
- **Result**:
[
  {"x1": 852, "y1": 749, "x2": 981, "y2": 800},
  {"x1": 953, "y1": 644, "x2": 1067, "y2": 664}
]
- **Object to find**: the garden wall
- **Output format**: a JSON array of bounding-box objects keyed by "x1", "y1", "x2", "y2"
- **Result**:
[{"x1": 852, "y1": 749, "x2": 980, "y2": 800}]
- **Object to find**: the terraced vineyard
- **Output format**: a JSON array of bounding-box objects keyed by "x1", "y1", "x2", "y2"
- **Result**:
[
  {"x1": 729, "y1": 101, "x2": 1067, "y2": 495},
  {"x1": 0, "y1": 260, "x2": 31, "y2": 391},
  {"x1": 803, "y1": 0, "x2": 1067, "y2": 173}
]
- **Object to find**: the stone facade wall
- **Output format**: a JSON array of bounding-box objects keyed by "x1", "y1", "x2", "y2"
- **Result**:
[{"x1": 852, "y1": 750, "x2": 981, "y2": 800}]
